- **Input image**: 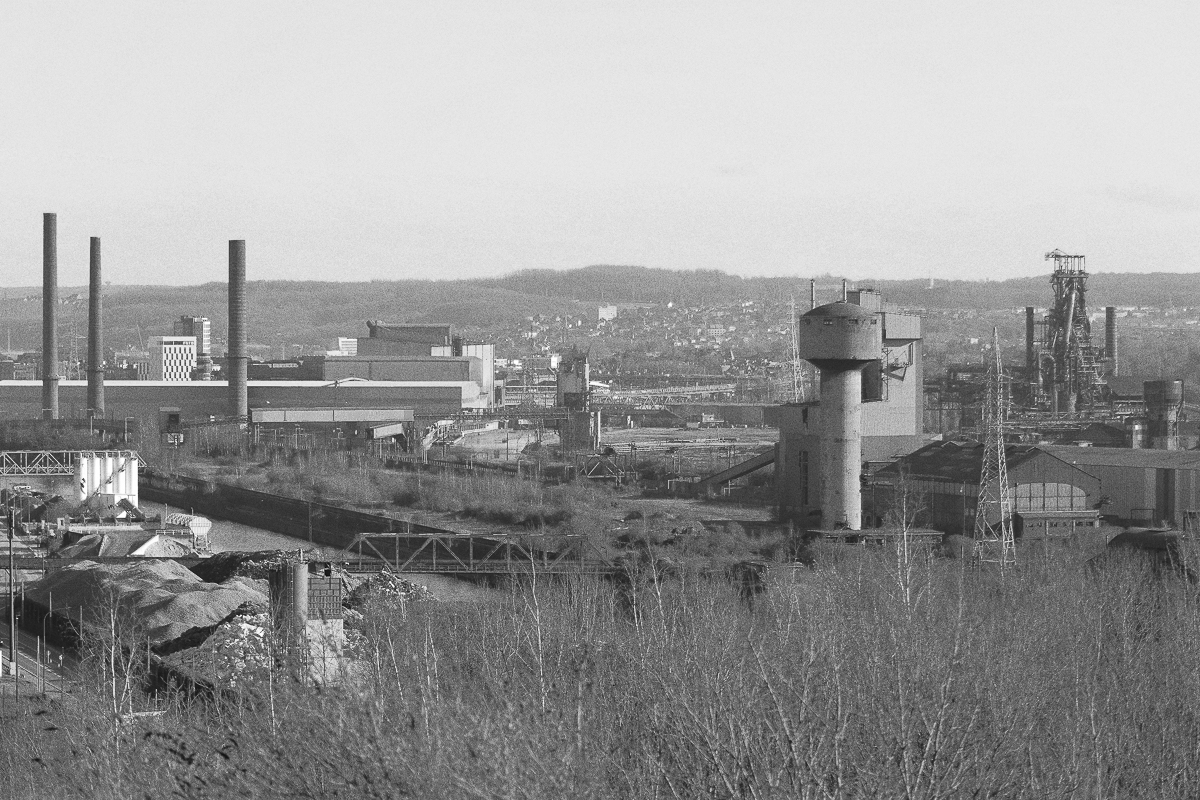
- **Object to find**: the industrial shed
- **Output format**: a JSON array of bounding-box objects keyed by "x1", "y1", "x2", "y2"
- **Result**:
[
  {"x1": 1038, "y1": 445, "x2": 1200, "y2": 527},
  {"x1": 871, "y1": 440, "x2": 1103, "y2": 535},
  {"x1": 875, "y1": 441, "x2": 1200, "y2": 534}
]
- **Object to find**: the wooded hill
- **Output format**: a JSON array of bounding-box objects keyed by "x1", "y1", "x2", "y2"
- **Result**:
[{"x1": 2, "y1": 265, "x2": 1197, "y2": 355}]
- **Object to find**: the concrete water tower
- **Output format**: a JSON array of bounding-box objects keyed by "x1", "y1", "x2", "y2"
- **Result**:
[{"x1": 798, "y1": 301, "x2": 881, "y2": 529}]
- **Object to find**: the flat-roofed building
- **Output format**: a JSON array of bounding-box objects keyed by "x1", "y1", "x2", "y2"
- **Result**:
[{"x1": 148, "y1": 336, "x2": 198, "y2": 381}]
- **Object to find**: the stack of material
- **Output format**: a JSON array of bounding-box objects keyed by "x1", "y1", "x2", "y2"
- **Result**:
[{"x1": 24, "y1": 560, "x2": 267, "y2": 646}]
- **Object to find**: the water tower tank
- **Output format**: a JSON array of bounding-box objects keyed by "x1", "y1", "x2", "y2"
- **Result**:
[
  {"x1": 797, "y1": 301, "x2": 882, "y2": 531},
  {"x1": 798, "y1": 302, "x2": 881, "y2": 367}
]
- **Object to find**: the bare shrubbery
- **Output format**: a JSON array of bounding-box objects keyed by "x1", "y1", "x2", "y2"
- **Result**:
[
  {"x1": 9, "y1": 550, "x2": 1200, "y2": 797},
  {"x1": 189, "y1": 453, "x2": 615, "y2": 531}
]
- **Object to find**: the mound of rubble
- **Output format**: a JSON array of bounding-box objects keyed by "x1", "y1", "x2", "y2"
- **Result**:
[
  {"x1": 345, "y1": 570, "x2": 435, "y2": 609},
  {"x1": 24, "y1": 560, "x2": 268, "y2": 646},
  {"x1": 160, "y1": 607, "x2": 274, "y2": 687},
  {"x1": 189, "y1": 550, "x2": 303, "y2": 582}
]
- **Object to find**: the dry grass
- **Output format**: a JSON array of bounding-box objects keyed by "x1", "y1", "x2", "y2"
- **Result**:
[{"x1": 6, "y1": 548, "x2": 1200, "y2": 798}]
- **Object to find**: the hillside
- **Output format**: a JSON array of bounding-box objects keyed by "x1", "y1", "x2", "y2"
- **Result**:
[{"x1": 3, "y1": 265, "x2": 1198, "y2": 356}]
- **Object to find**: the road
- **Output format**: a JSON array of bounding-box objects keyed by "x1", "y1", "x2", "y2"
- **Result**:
[{"x1": 0, "y1": 614, "x2": 71, "y2": 695}]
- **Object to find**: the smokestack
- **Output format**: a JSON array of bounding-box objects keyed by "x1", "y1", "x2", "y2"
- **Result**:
[
  {"x1": 289, "y1": 557, "x2": 309, "y2": 648},
  {"x1": 841, "y1": 279, "x2": 848, "y2": 302},
  {"x1": 228, "y1": 240, "x2": 248, "y2": 420},
  {"x1": 1105, "y1": 306, "x2": 1118, "y2": 377},
  {"x1": 810, "y1": 279, "x2": 816, "y2": 310},
  {"x1": 42, "y1": 213, "x2": 59, "y2": 420},
  {"x1": 87, "y1": 237, "x2": 105, "y2": 417},
  {"x1": 1025, "y1": 306, "x2": 1037, "y2": 387}
]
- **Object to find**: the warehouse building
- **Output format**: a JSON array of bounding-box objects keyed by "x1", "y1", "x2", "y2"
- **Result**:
[
  {"x1": 0, "y1": 379, "x2": 472, "y2": 447},
  {"x1": 873, "y1": 440, "x2": 1200, "y2": 534},
  {"x1": 247, "y1": 322, "x2": 498, "y2": 408}
]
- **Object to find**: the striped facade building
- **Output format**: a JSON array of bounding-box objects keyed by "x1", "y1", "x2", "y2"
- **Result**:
[{"x1": 148, "y1": 336, "x2": 198, "y2": 381}]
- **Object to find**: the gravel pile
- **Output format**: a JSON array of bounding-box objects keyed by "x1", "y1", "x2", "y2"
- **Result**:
[{"x1": 24, "y1": 560, "x2": 268, "y2": 646}]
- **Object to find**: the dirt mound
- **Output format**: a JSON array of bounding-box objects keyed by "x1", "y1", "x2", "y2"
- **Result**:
[{"x1": 24, "y1": 560, "x2": 268, "y2": 646}]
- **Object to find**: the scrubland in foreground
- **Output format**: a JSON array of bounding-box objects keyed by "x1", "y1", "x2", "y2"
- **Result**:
[{"x1": 4, "y1": 550, "x2": 1200, "y2": 799}]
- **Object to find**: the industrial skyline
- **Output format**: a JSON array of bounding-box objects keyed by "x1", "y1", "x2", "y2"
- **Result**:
[{"x1": 1, "y1": 2, "x2": 1197, "y2": 285}]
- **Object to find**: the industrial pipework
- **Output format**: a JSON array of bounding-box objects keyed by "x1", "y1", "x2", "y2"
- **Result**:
[
  {"x1": 42, "y1": 213, "x2": 59, "y2": 420},
  {"x1": 798, "y1": 301, "x2": 881, "y2": 530},
  {"x1": 87, "y1": 236, "x2": 105, "y2": 417},
  {"x1": 228, "y1": 240, "x2": 248, "y2": 420}
]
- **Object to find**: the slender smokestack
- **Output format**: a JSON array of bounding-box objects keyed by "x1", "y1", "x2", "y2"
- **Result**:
[
  {"x1": 810, "y1": 278, "x2": 816, "y2": 310},
  {"x1": 1105, "y1": 306, "x2": 1118, "y2": 377},
  {"x1": 87, "y1": 237, "x2": 105, "y2": 417},
  {"x1": 1025, "y1": 306, "x2": 1036, "y2": 385},
  {"x1": 42, "y1": 213, "x2": 59, "y2": 420},
  {"x1": 841, "y1": 279, "x2": 848, "y2": 302},
  {"x1": 228, "y1": 240, "x2": 248, "y2": 420}
]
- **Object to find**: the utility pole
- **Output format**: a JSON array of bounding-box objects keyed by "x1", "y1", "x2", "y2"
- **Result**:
[
  {"x1": 974, "y1": 327, "x2": 1016, "y2": 567},
  {"x1": 8, "y1": 510, "x2": 16, "y2": 676}
]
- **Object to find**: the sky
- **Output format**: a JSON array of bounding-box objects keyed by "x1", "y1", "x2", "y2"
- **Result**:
[{"x1": 1, "y1": 1, "x2": 1197, "y2": 286}]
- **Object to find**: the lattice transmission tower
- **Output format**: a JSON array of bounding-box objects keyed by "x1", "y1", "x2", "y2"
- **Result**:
[{"x1": 974, "y1": 327, "x2": 1016, "y2": 566}]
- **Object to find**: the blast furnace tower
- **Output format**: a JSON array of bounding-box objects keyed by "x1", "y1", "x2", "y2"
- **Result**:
[
  {"x1": 797, "y1": 301, "x2": 882, "y2": 530},
  {"x1": 1028, "y1": 250, "x2": 1107, "y2": 413}
]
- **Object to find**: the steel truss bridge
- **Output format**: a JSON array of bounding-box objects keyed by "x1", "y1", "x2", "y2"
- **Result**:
[
  {"x1": 8, "y1": 532, "x2": 616, "y2": 577},
  {"x1": 339, "y1": 531, "x2": 613, "y2": 574},
  {"x1": 602, "y1": 383, "x2": 739, "y2": 402},
  {"x1": 0, "y1": 450, "x2": 141, "y2": 477}
]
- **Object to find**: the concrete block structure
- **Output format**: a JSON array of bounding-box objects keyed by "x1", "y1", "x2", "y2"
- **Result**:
[
  {"x1": 269, "y1": 559, "x2": 346, "y2": 684},
  {"x1": 769, "y1": 289, "x2": 924, "y2": 527}
]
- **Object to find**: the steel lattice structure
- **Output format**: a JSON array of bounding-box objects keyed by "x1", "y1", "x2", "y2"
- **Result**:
[
  {"x1": 1034, "y1": 250, "x2": 1106, "y2": 413},
  {"x1": 974, "y1": 328, "x2": 1016, "y2": 566},
  {"x1": 0, "y1": 450, "x2": 141, "y2": 477}
]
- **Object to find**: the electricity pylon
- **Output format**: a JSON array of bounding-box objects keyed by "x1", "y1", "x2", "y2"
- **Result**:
[{"x1": 974, "y1": 327, "x2": 1016, "y2": 567}]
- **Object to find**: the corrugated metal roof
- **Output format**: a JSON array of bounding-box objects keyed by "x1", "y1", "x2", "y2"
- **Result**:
[
  {"x1": 1040, "y1": 445, "x2": 1200, "y2": 470},
  {"x1": 880, "y1": 440, "x2": 1200, "y2": 486},
  {"x1": 876, "y1": 440, "x2": 1046, "y2": 484}
]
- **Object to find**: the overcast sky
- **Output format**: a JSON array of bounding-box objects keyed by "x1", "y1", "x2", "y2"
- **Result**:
[{"x1": 1, "y1": 1, "x2": 1197, "y2": 287}]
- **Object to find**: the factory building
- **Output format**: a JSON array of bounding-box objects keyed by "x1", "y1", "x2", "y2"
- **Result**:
[
  {"x1": 768, "y1": 289, "x2": 924, "y2": 526},
  {"x1": 173, "y1": 316, "x2": 213, "y2": 379},
  {"x1": 249, "y1": 322, "x2": 498, "y2": 408},
  {"x1": 147, "y1": 336, "x2": 198, "y2": 381},
  {"x1": 250, "y1": 408, "x2": 416, "y2": 451},
  {"x1": 874, "y1": 440, "x2": 1200, "y2": 534},
  {"x1": 0, "y1": 380, "x2": 467, "y2": 446},
  {"x1": 871, "y1": 440, "x2": 1101, "y2": 536},
  {"x1": 0, "y1": 222, "x2": 503, "y2": 454}
]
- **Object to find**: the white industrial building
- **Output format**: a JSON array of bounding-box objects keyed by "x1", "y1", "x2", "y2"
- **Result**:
[{"x1": 148, "y1": 336, "x2": 198, "y2": 381}]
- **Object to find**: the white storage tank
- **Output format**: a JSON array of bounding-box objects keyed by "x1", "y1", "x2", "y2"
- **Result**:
[
  {"x1": 75, "y1": 451, "x2": 139, "y2": 506},
  {"x1": 162, "y1": 513, "x2": 213, "y2": 552}
]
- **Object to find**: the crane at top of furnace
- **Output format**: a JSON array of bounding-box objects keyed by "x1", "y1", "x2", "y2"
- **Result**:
[{"x1": 1045, "y1": 249, "x2": 1086, "y2": 273}]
